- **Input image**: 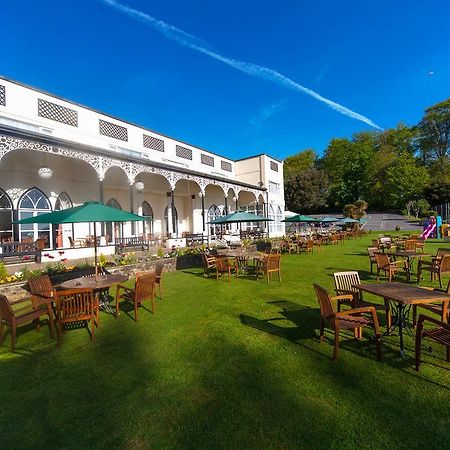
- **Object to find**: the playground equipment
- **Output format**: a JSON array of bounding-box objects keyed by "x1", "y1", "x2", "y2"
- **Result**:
[{"x1": 420, "y1": 215, "x2": 441, "y2": 239}]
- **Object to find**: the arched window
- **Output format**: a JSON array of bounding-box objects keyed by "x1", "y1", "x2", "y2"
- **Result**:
[
  {"x1": 208, "y1": 205, "x2": 222, "y2": 236},
  {"x1": 105, "y1": 198, "x2": 122, "y2": 241},
  {"x1": 164, "y1": 205, "x2": 178, "y2": 236},
  {"x1": 268, "y1": 205, "x2": 275, "y2": 234},
  {"x1": 18, "y1": 188, "x2": 51, "y2": 246},
  {"x1": 55, "y1": 192, "x2": 72, "y2": 210},
  {"x1": 142, "y1": 201, "x2": 154, "y2": 237},
  {"x1": 0, "y1": 189, "x2": 13, "y2": 243}
]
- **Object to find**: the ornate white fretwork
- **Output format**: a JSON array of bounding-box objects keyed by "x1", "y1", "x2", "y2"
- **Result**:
[{"x1": 0, "y1": 135, "x2": 263, "y2": 199}]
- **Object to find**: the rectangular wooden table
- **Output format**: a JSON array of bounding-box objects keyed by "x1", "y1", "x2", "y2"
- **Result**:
[
  {"x1": 387, "y1": 251, "x2": 431, "y2": 281},
  {"x1": 354, "y1": 282, "x2": 450, "y2": 356}
]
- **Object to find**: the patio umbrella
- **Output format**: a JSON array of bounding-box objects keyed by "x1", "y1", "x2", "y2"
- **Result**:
[
  {"x1": 319, "y1": 217, "x2": 340, "y2": 223},
  {"x1": 15, "y1": 201, "x2": 148, "y2": 275},
  {"x1": 281, "y1": 214, "x2": 319, "y2": 223},
  {"x1": 207, "y1": 211, "x2": 273, "y2": 224},
  {"x1": 336, "y1": 217, "x2": 359, "y2": 226}
]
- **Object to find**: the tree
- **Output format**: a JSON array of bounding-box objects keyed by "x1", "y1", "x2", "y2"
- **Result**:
[
  {"x1": 283, "y1": 149, "x2": 316, "y2": 180},
  {"x1": 343, "y1": 200, "x2": 368, "y2": 219},
  {"x1": 416, "y1": 98, "x2": 450, "y2": 174},
  {"x1": 284, "y1": 168, "x2": 328, "y2": 212},
  {"x1": 424, "y1": 178, "x2": 450, "y2": 206}
]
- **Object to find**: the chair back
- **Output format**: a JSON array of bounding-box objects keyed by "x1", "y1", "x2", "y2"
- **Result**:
[
  {"x1": 155, "y1": 262, "x2": 164, "y2": 279},
  {"x1": 439, "y1": 254, "x2": 450, "y2": 272},
  {"x1": 306, "y1": 240, "x2": 314, "y2": 250},
  {"x1": 135, "y1": 273, "x2": 156, "y2": 303},
  {"x1": 267, "y1": 254, "x2": 281, "y2": 271},
  {"x1": 0, "y1": 294, "x2": 14, "y2": 324},
  {"x1": 404, "y1": 240, "x2": 416, "y2": 251},
  {"x1": 56, "y1": 288, "x2": 95, "y2": 323},
  {"x1": 367, "y1": 247, "x2": 377, "y2": 261},
  {"x1": 28, "y1": 274, "x2": 54, "y2": 307},
  {"x1": 313, "y1": 284, "x2": 334, "y2": 319},
  {"x1": 333, "y1": 271, "x2": 360, "y2": 295},
  {"x1": 202, "y1": 253, "x2": 216, "y2": 270},
  {"x1": 68, "y1": 237, "x2": 75, "y2": 248},
  {"x1": 374, "y1": 252, "x2": 390, "y2": 268},
  {"x1": 436, "y1": 248, "x2": 450, "y2": 258}
]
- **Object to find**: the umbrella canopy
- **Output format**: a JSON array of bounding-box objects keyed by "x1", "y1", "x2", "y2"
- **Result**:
[
  {"x1": 15, "y1": 201, "x2": 148, "y2": 224},
  {"x1": 208, "y1": 211, "x2": 272, "y2": 224},
  {"x1": 284, "y1": 210, "x2": 298, "y2": 219},
  {"x1": 336, "y1": 217, "x2": 359, "y2": 224},
  {"x1": 15, "y1": 201, "x2": 148, "y2": 275},
  {"x1": 282, "y1": 214, "x2": 319, "y2": 223},
  {"x1": 319, "y1": 217, "x2": 340, "y2": 223}
]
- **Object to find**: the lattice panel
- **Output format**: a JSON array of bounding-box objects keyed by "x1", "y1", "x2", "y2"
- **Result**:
[
  {"x1": 270, "y1": 161, "x2": 278, "y2": 172},
  {"x1": 143, "y1": 134, "x2": 164, "y2": 152},
  {"x1": 201, "y1": 154, "x2": 214, "y2": 167},
  {"x1": 38, "y1": 99, "x2": 78, "y2": 126},
  {"x1": 0, "y1": 85, "x2": 5, "y2": 106},
  {"x1": 221, "y1": 160, "x2": 232, "y2": 172},
  {"x1": 176, "y1": 145, "x2": 192, "y2": 160},
  {"x1": 99, "y1": 119, "x2": 128, "y2": 141}
]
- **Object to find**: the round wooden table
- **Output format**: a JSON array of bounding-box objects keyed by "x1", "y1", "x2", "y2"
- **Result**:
[{"x1": 60, "y1": 273, "x2": 128, "y2": 314}]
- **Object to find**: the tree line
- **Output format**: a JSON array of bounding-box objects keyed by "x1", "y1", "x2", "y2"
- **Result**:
[{"x1": 284, "y1": 97, "x2": 450, "y2": 216}]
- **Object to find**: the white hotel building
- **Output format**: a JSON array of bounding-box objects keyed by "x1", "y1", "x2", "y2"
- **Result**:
[{"x1": 0, "y1": 77, "x2": 285, "y2": 253}]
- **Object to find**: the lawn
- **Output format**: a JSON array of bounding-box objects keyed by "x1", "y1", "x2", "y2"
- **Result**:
[{"x1": 1, "y1": 235, "x2": 449, "y2": 449}]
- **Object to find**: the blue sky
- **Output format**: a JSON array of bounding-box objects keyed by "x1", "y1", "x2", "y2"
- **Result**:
[{"x1": 3, "y1": 0, "x2": 450, "y2": 160}]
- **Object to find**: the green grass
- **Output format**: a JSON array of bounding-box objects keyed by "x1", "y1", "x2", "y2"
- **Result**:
[{"x1": 1, "y1": 236, "x2": 450, "y2": 449}]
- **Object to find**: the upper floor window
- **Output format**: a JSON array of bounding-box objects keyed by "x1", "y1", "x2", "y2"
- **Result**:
[{"x1": 269, "y1": 181, "x2": 280, "y2": 194}]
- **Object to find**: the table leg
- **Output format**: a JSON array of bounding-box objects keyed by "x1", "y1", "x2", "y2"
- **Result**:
[
  {"x1": 97, "y1": 288, "x2": 115, "y2": 315},
  {"x1": 383, "y1": 300, "x2": 413, "y2": 357}
]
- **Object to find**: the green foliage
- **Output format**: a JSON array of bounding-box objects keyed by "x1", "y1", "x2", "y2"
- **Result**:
[
  {"x1": 157, "y1": 247, "x2": 165, "y2": 258},
  {"x1": 283, "y1": 149, "x2": 316, "y2": 180},
  {"x1": 98, "y1": 253, "x2": 107, "y2": 267},
  {"x1": 343, "y1": 200, "x2": 367, "y2": 219},
  {"x1": 0, "y1": 262, "x2": 8, "y2": 280}
]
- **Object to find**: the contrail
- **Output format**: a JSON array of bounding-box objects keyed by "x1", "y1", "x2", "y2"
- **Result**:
[{"x1": 100, "y1": 0, "x2": 382, "y2": 130}]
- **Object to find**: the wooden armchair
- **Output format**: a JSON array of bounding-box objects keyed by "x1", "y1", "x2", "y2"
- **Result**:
[
  {"x1": 418, "y1": 252, "x2": 450, "y2": 289},
  {"x1": 313, "y1": 284, "x2": 382, "y2": 361},
  {"x1": 415, "y1": 314, "x2": 450, "y2": 371},
  {"x1": 412, "y1": 280, "x2": 450, "y2": 327},
  {"x1": 215, "y1": 256, "x2": 237, "y2": 282},
  {"x1": 27, "y1": 274, "x2": 57, "y2": 309},
  {"x1": 299, "y1": 240, "x2": 314, "y2": 254},
  {"x1": 0, "y1": 294, "x2": 55, "y2": 352},
  {"x1": 115, "y1": 273, "x2": 156, "y2": 321},
  {"x1": 55, "y1": 288, "x2": 97, "y2": 346},
  {"x1": 333, "y1": 271, "x2": 391, "y2": 328},
  {"x1": 255, "y1": 254, "x2": 281, "y2": 283},
  {"x1": 374, "y1": 252, "x2": 406, "y2": 282},
  {"x1": 201, "y1": 253, "x2": 216, "y2": 277}
]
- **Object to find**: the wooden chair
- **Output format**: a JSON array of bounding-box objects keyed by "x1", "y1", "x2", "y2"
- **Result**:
[
  {"x1": 154, "y1": 263, "x2": 164, "y2": 299},
  {"x1": 333, "y1": 271, "x2": 391, "y2": 328},
  {"x1": 412, "y1": 280, "x2": 450, "y2": 327},
  {"x1": 418, "y1": 252, "x2": 450, "y2": 289},
  {"x1": 255, "y1": 254, "x2": 281, "y2": 283},
  {"x1": 367, "y1": 247, "x2": 378, "y2": 274},
  {"x1": 374, "y1": 252, "x2": 406, "y2": 282},
  {"x1": 55, "y1": 288, "x2": 97, "y2": 346},
  {"x1": 27, "y1": 274, "x2": 57, "y2": 309},
  {"x1": 300, "y1": 240, "x2": 314, "y2": 254},
  {"x1": 415, "y1": 314, "x2": 450, "y2": 371},
  {"x1": 0, "y1": 294, "x2": 55, "y2": 352},
  {"x1": 201, "y1": 253, "x2": 216, "y2": 277},
  {"x1": 115, "y1": 273, "x2": 156, "y2": 321},
  {"x1": 313, "y1": 284, "x2": 382, "y2": 361},
  {"x1": 215, "y1": 256, "x2": 237, "y2": 282}
]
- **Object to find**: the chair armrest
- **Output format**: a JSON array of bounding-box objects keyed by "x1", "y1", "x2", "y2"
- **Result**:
[
  {"x1": 330, "y1": 294, "x2": 354, "y2": 302},
  {"x1": 10, "y1": 297, "x2": 33, "y2": 306},
  {"x1": 417, "y1": 314, "x2": 450, "y2": 330},
  {"x1": 335, "y1": 306, "x2": 376, "y2": 317}
]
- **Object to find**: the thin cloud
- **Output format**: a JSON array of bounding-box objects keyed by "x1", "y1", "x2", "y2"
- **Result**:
[
  {"x1": 249, "y1": 99, "x2": 288, "y2": 130},
  {"x1": 100, "y1": 0, "x2": 382, "y2": 130}
]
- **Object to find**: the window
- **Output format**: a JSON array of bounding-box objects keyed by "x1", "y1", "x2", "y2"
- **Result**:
[
  {"x1": 18, "y1": 188, "x2": 52, "y2": 246},
  {"x1": 221, "y1": 160, "x2": 232, "y2": 172},
  {"x1": 105, "y1": 199, "x2": 122, "y2": 241},
  {"x1": 143, "y1": 134, "x2": 164, "y2": 152},
  {"x1": 176, "y1": 145, "x2": 193, "y2": 160},
  {"x1": 99, "y1": 119, "x2": 128, "y2": 141},
  {"x1": 208, "y1": 205, "x2": 222, "y2": 236},
  {"x1": 0, "y1": 189, "x2": 13, "y2": 243},
  {"x1": 38, "y1": 99, "x2": 78, "y2": 127},
  {"x1": 0, "y1": 85, "x2": 5, "y2": 106},
  {"x1": 201, "y1": 154, "x2": 214, "y2": 167},
  {"x1": 55, "y1": 192, "x2": 72, "y2": 210},
  {"x1": 270, "y1": 161, "x2": 279, "y2": 172},
  {"x1": 269, "y1": 181, "x2": 280, "y2": 195},
  {"x1": 268, "y1": 205, "x2": 275, "y2": 234},
  {"x1": 142, "y1": 201, "x2": 154, "y2": 237},
  {"x1": 276, "y1": 206, "x2": 283, "y2": 233},
  {"x1": 164, "y1": 205, "x2": 178, "y2": 236}
]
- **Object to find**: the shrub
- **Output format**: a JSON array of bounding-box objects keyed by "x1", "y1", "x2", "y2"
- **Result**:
[{"x1": 0, "y1": 261, "x2": 8, "y2": 280}]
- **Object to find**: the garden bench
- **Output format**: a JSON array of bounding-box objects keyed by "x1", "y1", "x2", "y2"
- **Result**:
[
  {"x1": 185, "y1": 233, "x2": 207, "y2": 246},
  {"x1": 0, "y1": 241, "x2": 42, "y2": 263},
  {"x1": 115, "y1": 236, "x2": 149, "y2": 253}
]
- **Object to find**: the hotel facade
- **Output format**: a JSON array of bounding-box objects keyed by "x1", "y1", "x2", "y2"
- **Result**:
[{"x1": 0, "y1": 77, "x2": 285, "y2": 254}]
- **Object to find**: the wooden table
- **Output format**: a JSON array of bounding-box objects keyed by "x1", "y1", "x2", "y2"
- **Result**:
[
  {"x1": 388, "y1": 251, "x2": 431, "y2": 281},
  {"x1": 354, "y1": 282, "x2": 450, "y2": 356},
  {"x1": 61, "y1": 273, "x2": 128, "y2": 314}
]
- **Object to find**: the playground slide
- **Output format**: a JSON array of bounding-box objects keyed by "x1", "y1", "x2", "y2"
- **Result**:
[{"x1": 420, "y1": 223, "x2": 436, "y2": 239}]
